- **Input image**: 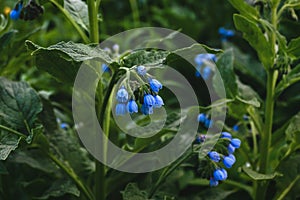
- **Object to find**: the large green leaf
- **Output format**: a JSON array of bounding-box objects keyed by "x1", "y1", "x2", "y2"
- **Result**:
[
  {"x1": 0, "y1": 132, "x2": 21, "y2": 160},
  {"x1": 64, "y1": 0, "x2": 89, "y2": 32},
  {"x1": 275, "y1": 64, "x2": 300, "y2": 98},
  {"x1": 0, "y1": 77, "x2": 42, "y2": 131},
  {"x1": 228, "y1": 0, "x2": 259, "y2": 20},
  {"x1": 287, "y1": 36, "x2": 300, "y2": 60},
  {"x1": 242, "y1": 166, "x2": 281, "y2": 180},
  {"x1": 233, "y1": 14, "x2": 274, "y2": 69},
  {"x1": 214, "y1": 49, "x2": 238, "y2": 98},
  {"x1": 26, "y1": 40, "x2": 113, "y2": 83},
  {"x1": 35, "y1": 179, "x2": 80, "y2": 199}
]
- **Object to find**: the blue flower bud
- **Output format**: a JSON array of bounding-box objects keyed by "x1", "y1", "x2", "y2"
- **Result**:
[
  {"x1": 141, "y1": 104, "x2": 153, "y2": 115},
  {"x1": 221, "y1": 168, "x2": 228, "y2": 180},
  {"x1": 221, "y1": 132, "x2": 232, "y2": 139},
  {"x1": 209, "y1": 178, "x2": 219, "y2": 187},
  {"x1": 143, "y1": 94, "x2": 155, "y2": 107},
  {"x1": 202, "y1": 66, "x2": 211, "y2": 80},
  {"x1": 10, "y1": 10, "x2": 20, "y2": 20},
  {"x1": 60, "y1": 123, "x2": 68, "y2": 129},
  {"x1": 137, "y1": 65, "x2": 147, "y2": 76},
  {"x1": 228, "y1": 154, "x2": 236, "y2": 162},
  {"x1": 233, "y1": 124, "x2": 239, "y2": 132},
  {"x1": 213, "y1": 169, "x2": 226, "y2": 181},
  {"x1": 102, "y1": 64, "x2": 109, "y2": 72},
  {"x1": 149, "y1": 79, "x2": 162, "y2": 93},
  {"x1": 116, "y1": 87, "x2": 129, "y2": 103},
  {"x1": 116, "y1": 103, "x2": 127, "y2": 115},
  {"x1": 231, "y1": 138, "x2": 241, "y2": 148},
  {"x1": 127, "y1": 100, "x2": 138, "y2": 114},
  {"x1": 154, "y1": 95, "x2": 164, "y2": 108},
  {"x1": 208, "y1": 151, "x2": 220, "y2": 162},
  {"x1": 228, "y1": 144, "x2": 235, "y2": 154},
  {"x1": 219, "y1": 27, "x2": 235, "y2": 37},
  {"x1": 195, "y1": 134, "x2": 206, "y2": 143},
  {"x1": 204, "y1": 119, "x2": 213, "y2": 128},
  {"x1": 223, "y1": 155, "x2": 236, "y2": 168},
  {"x1": 197, "y1": 113, "x2": 206, "y2": 123}
]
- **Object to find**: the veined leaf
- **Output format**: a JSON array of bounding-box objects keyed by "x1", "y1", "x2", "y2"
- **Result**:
[
  {"x1": 64, "y1": 0, "x2": 89, "y2": 32},
  {"x1": 233, "y1": 14, "x2": 274, "y2": 69},
  {"x1": 228, "y1": 0, "x2": 259, "y2": 20},
  {"x1": 0, "y1": 77, "x2": 42, "y2": 131},
  {"x1": 243, "y1": 166, "x2": 281, "y2": 180},
  {"x1": 0, "y1": 132, "x2": 21, "y2": 160},
  {"x1": 287, "y1": 36, "x2": 300, "y2": 60},
  {"x1": 26, "y1": 40, "x2": 113, "y2": 84}
]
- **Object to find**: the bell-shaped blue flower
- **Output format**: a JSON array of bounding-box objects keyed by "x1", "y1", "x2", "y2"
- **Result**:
[
  {"x1": 102, "y1": 63, "x2": 109, "y2": 72},
  {"x1": 149, "y1": 79, "x2": 162, "y2": 93},
  {"x1": 116, "y1": 103, "x2": 127, "y2": 116},
  {"x1": 209, "y1": 178, "x2": 219, "y2": 187},
  {"x1": 137, "y1": 65, "x2": 147, "y2": 76},
  {"x1": 213, "y1": 169, "x2": 226, "y2": 181},
  {"x1": 228, "y1": 144, "x2": 235, "y2": 154},
  {"x1": 223, "y1": 155, "x2": 236, "y2": 168},
  {"x1": 154, "y1": 95, "x2": 164, "y2": 108},
  {"x1": 141, "y1": 104, "x2": 153, "y2": 115},
  {"x1": 127, "y1": 100, "x2": 138, "y2": 114},
  {"x1": 221, "y1": 168, "x2": 228, "y2": 180},
  {"x1": 204, "y1": 119, "x2": 213, "y2": 128},
  {"x1": 116, "y1": 87, "x2": 129, "y2": 103},
  {"x1": 208, "y1": 151, "x2": 220, "y2": 162},
  {"x1": 221, "y1": 132, "x2": 232, "y2": 139},
  {"x1": 233, "y1": 124, "x2": 239, "y2": 132},
  {"x1": 202, "y1": 66, "x2": 211, "y2": 80},
  {"x1": 197, "y1": 113, "x2": 206, "y2": 123},
  {"x1": 143, "y1": 94, "x2": 155, "y2": 107},
  {"x1": 10, "y1": 2, "x2": 22, "y2": 20},
  {"x1": 231, "y1": 138, "x2": 241, "y2": 148}
]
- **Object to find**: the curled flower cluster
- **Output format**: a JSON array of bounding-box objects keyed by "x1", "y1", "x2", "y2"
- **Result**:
[
  {"x1": 197, "y1": 113, "x2": 213, "y2": 128},
  {"x1": 208, "y1": 132, "x2": 241, "y2": 187},
  {"x1": 115, "y1": 65, "x2": 164, "y2": 115},
  {"x1": 194, "y1": 53, "x2": 217, "y2": 80},
  {"x1": 218, "y1": 27, "x2": 235, "y2": 42}
]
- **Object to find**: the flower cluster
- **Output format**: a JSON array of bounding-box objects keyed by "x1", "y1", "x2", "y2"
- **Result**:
[
  {"x1": 115, "y1": 65, "x2": 164, "y2": 115},
  {"x1": 194, "y1": 53, "x2": 217, "y2": 80},
  {"x1": 208, "y1": 132, "x2": 241, "y2": 186},
  {"x1": 218, "y1": 27, "x2": 235, "y2": 42},
  {"x1": 197, "y1": 113, "x2": 213, "y2": 128}
]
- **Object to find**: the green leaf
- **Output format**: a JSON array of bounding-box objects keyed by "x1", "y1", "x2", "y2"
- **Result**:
[
  {"x1": 275, "y1": 64, "x2": 300, "y2": 98},
  {"x1": 0, "y1": 30, "x2": 17, "y2": 53},
  {"x1": 35, "y1": 179, "x2": 80, "y2": 199},
  {"x1": 121, "y1": 183, "x2": 150, "y2": 200},
  {"x1": 26, "y1": 40, "x2": 113, "y2": 83},
  {"x1": 228, "y1": 0, "x2": 259, "y2": 20},
  {"x1": 242, "y1": 166, "x2": 281, "y2": 180},
  {"x1": 121, "y1": 49, "x2": 169, "y2": 68},
  {"x1": 285, "y1": 111, "x2": 300, "y2": 152},
  {"x1": 0, "y1": 77, "x2": 42, "y2": 131},
  {"x1": 64, "y1": 0, "x2": 89, "y2": 32},
  {"x1": 287, "y1": 36, "x2": 300, "y2": 60},
  {"x1": 0, "y1": 161, "x2": 8, "y2": 174},
  {"x1": 233, "y1": 14, "x2": 274, "y2": 69},
  {"x1": 214, "y1": 49, "x2": 238, "y2": 98},
  {"x1": 236, "y1": 79, "x2": 261, "y2": 108},
  {"x1": 0, "y1": 132, "x2": 21, "y2": 160}
]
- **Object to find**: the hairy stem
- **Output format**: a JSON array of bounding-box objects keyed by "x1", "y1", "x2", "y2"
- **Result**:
[{"x1": 87, "y1": 0, "x2": 99, "y2": 43}]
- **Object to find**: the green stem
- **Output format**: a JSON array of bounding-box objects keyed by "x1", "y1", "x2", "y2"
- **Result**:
[
  {"x1": 47, "y1": 152, "x2": 95, "y2": 200},
  {"x1": 277, "y1": 175, "x2": 300, "y2": 200},
  {"x1": 49, "y1": 0, "x2": 90, "y2": 43},
  {"x1": 87, "y1": 0, "x2": 99, "y2": 43},
  {"x1": 129, "y1": 0, "x2": 140, "y2": 27},
  {"x1": 0, "y1": 125, "x2": 26, "y2": 138}
]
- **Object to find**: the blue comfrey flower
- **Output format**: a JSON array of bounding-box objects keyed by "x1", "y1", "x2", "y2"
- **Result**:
[
  {"x1": 213, "y1": 168, "x2": 227, "y2": 181},
  {"x1": 204, "y1": 119, "x2": 213, "y2": 128},
  {"x1": 149, "y1": 79, "x2": 162, "y2": 93},
  {"x1": 195, "y1": 134, "x2": 206, "y2": 143},
  {"x1": 197, "y1": 113, "x2": 206, "y2": 123},
  {"x1": 233, "y1": 124, "x2": 239, "y2": 132},
  {"x1": 102, "y1": 64, "x2": 109, "y2": 72},
  {"x1": 154, "y1": 95, "x2": 164, "y2": 108},
  {"x1": 116, "y1": 86, "x2": 129, "y2": 103},
  {"x1": 195, "y1": 65, "x2": 202, "y2": 77},
  {"x1": 137, "y1": 65, "x2": 147, "y2": 76},
  {"x1": 116, "y1": 103, "x2": 127, "y2": 115},
  {"x1": 10, "y1": 3, "x2": 23, "y2": 20},
  {"x1": 127, "y1": 100, "x2": 138, "y2": 114},
  {"x1": 221, "y1": 132, "x2": 232, "y2": 139},
  {"x1": 223, "y1": 155, "x2": 236, "y2": 168},
  {"x1": 219, "y1": 27, "x2": 235, "y2": 41},
  {"x1": 141, "y1": 104, "x2": 153, "y2": 115},
  {"x1": 221, "y1": 168, "x2": 228, "y2": 179},
  {"x1": 208, "y1": 151, "x2": 220, "y2": 162},
  {"x1": 60, "y1": 123, "x2": 69, "y2": 130},
  {"x1": 143, "y1": 94, "x2": 155, "y2": 107},
  {"x1": 194, "y1": 53, "x2": 217, "y2": 65},
  {"x1": 231, "y1": 138, "x2": 241, "y2": 148},
  {"x1": 228, "y1": 143, "x2": 235, "y2": 154},
  {"x1": 202, "y1": 66, "x2": 212, "y2": 80},
  {"x1": 209, "y1": 178, "x2": 219, "y2": 187}
]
